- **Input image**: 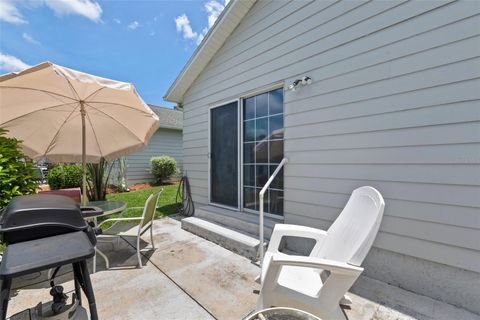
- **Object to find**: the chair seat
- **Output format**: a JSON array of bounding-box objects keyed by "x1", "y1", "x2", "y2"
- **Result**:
[
  {"x1": 102, "y1": 222, "x2": 140, "y2": 237},
  {"x1": 262, "y1": 252, "x2": 323, "y2": 298}
]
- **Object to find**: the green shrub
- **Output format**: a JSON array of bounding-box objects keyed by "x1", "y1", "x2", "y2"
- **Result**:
[
  {"x1": 47, "y1": 166, "x2": 63, "y2": 190},
  {"x1": 47, "y1": 164, "x2": 83, "y2": 190},
  {"x1": 0, "y1": 129, "x2": 38, "y2": 208},
  {"x1": 150, "y1": 156, "x2": 177, "y2": 184}
]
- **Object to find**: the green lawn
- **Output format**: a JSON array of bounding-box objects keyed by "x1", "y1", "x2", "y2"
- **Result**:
[{"x1": 100, "y1": 183, "x2": 180, "y2": 224}]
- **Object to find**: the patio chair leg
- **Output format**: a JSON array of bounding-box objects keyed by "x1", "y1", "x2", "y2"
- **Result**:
[
  {"x1": 150, "y1": 225, "x2": 155, "y2": 250},
  {"x1": 95, "y1": 248, "x2": 110, "y2": 270},
  {"x1": 136, "y1": 236, "x2": 142, "y2": 268}
]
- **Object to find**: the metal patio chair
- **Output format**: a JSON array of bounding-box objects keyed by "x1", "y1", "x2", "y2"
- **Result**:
[{"x1": 97, "y1": 190, "x2": 163, "y2": 268}]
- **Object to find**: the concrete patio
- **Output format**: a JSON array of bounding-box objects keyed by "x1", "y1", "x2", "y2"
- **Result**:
[{"x1": 7, "y1": 217, "x2": 479, "y2": 320}]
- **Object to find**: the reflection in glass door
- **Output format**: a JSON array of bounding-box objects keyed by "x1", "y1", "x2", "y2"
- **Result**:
[{"x1": 243, "y1": 88, "x2": 284, "y2": 216}]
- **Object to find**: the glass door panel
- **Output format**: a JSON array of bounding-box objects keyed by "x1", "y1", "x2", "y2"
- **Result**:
[
  {"x1": 242, "y1": 88, "x2": 284, "y2": 216},
  {"x1": 210, "y1": 102, "x2": 238, "y2": 208}
]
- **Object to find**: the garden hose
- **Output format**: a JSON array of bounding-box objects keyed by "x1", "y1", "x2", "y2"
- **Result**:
[{"x1": 176, "y1": 174, "x2": 194, "y2": 216}]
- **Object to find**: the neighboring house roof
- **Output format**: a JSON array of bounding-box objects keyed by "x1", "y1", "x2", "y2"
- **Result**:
[
  {"x1": 164, "y1": 0, "x2": 256, "y2": 103},
  {"x1": 148, "y1": 104, "x2": 183, "y2": 130}
]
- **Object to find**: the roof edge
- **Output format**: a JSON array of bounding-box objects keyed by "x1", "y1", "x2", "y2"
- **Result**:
[{"x1": 164, "y1": 0, "x2": 256, "y2": 103}]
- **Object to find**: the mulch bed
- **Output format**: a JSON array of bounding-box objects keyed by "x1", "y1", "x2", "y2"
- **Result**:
[
  {"x1": 126, "y1": 183, "x2": 153, "y2": 192},
  {"x1": 37, "y1": 181, "x2": 170, "y2": 195}
]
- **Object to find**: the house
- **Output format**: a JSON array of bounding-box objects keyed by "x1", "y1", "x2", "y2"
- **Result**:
[
  {"x1": 164, "y1": 0, "x2": 480, "y2": 314},
  {"x1": 123, "y1": 105, "x2": 183, "y2": 185}
]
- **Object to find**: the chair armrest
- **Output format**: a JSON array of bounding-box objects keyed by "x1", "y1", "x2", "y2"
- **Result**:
[
  {"x1": 98, "y1": 217, "x2": 143, "y2": 227},
  {"x1": 103, "y1": 207, "x2": 143, "y2": 219},
  {"x1": 271, "y1": 254, "x2": 363, "y2": 276},
  {"x1": 268, "y1": 224, "x2": 328, "y2": 254}
]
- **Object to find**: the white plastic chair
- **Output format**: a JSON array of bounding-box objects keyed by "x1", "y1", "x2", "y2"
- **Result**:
[
  {"x1": 97, "y1": 190, "x2": 162, "y2": 268},
  {"x1": 257, "y1": 186, "x2": 385, "y2": 319}
]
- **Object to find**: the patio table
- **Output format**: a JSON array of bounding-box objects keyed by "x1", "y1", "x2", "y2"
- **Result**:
[{"x1": 87, "y1": 200, "x2": 127, "y2": 217}]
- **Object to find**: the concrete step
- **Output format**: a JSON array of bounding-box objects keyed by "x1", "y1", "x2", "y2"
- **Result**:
[
  {"x1": 181, "y1": 217, "x2": 265, "y2": 261},
  {"x1": 194, "y1": 205, "x2": 279, "y2": 239}
]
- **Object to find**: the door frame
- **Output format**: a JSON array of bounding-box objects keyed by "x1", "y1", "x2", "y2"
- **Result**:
[{"x1": 208, "y1": 99, "x2": 241, "y2": 211}]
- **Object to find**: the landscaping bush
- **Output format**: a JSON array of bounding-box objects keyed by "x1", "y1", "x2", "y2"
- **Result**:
[
  {"x1": 86, "y1": 158, "x2": 116, "y2": 201},
  {"x1": 0, "y1": 128, "x2": 38, "y2": 208},
  {"x1": 47, "y1": 164, "x2": 83, "y2": 190},
  {"x1": 150, "y1": 156, "x2": 177, "y2": 184}
]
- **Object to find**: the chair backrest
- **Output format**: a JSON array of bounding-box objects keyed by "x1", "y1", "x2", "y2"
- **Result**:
[
  {"x1": 39, "y1": 188, "x2": 82, "y2": 204},
  {"x1": 315, "y1": 186, "x2": 385, "y2": 266},
  {"x1": 141, "y1": 190, "x2": 162, "y2": 229}
]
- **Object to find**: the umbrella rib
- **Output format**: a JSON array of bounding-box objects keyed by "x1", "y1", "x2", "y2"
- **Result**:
[
  {"x1": 83, "y1": 87, "x2": 106, "y2": 101},
  {"x1": 63, "y1": 76, "x2": 81, "y2": 101},
  {"x1": 85, "y1": 101, "x2": 154, "y2": 116},
  {"x1": 84, "y1": 102, "x2": 145, "y2": 145},
  {"x1": 0, "y1": 102, "x2": 79, "y2": 126},
  {"x1": 0, "y1": 86, "x2": 77, "y2": 102},
  {"x1": 44, "y1": 104, "x2": 81, "y2": 155},
  {"x1": 84, "y1": 109, "x2": 103, "y2": 158}
]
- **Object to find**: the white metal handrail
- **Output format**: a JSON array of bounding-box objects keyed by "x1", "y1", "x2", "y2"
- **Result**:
[{"x1": 259, "y1": 157, "x2": 288, "y2": 265}]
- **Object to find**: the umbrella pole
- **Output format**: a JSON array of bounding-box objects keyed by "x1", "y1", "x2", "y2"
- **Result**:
[
  {"x1": 80, "y1": 102, "x2": 97, "y2": 272},
  {"x1": 80, "y1": 102, "x2": 87, "y2": 206}
]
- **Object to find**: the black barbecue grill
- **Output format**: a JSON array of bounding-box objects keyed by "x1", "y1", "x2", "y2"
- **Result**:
[{"x1": 0, "y1": 194, "x2": 100, "y2": 320}]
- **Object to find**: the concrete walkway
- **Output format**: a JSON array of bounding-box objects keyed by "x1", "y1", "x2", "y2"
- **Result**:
[{"x1": 7, "y1": 217, "x2": 479, "y2": 320}]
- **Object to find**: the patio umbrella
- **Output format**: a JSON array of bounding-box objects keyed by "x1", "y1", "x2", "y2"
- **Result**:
[{"x1": 0, "y1": 62, "x2": 160, "y2": 204}]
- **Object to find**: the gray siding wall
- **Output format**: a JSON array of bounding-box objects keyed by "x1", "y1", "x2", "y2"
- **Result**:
[
  {"x1": 126, "y1": 128, "x2": 183, "y2": 185},
  {"x1": 181, "y1": 0, "x2": 480, "y2": 311}
]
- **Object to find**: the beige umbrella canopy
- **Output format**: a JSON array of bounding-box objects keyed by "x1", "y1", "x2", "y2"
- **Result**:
[{"x1": 0, "y1": 62, "x2": 160, "y2": 203}]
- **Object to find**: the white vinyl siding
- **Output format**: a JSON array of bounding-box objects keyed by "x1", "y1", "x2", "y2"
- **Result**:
[{"x1": 181, "y1": 0, "x2": 480, "y2": 280}]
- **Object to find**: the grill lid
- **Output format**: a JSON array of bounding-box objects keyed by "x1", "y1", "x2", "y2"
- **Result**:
[{"x1": 0, "y1": 194, "x2": 88, "y2": 244}]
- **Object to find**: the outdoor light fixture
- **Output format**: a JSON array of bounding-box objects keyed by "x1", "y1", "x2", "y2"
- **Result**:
[{"x1": 288, "y1": 76, "x2": 312, "y2": 91}]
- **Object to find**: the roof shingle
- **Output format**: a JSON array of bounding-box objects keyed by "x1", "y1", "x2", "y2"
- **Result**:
[{"x1": 148, "y1": 104, "x2": 183, "y2": 130}]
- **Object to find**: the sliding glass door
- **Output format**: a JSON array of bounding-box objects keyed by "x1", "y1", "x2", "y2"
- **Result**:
[
  {"x1": 210, "y1": 101, "x2": 239, "y2": 208},
  {"x1": 208, "y1": 88, "x2": 284, "y2": 216}
]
